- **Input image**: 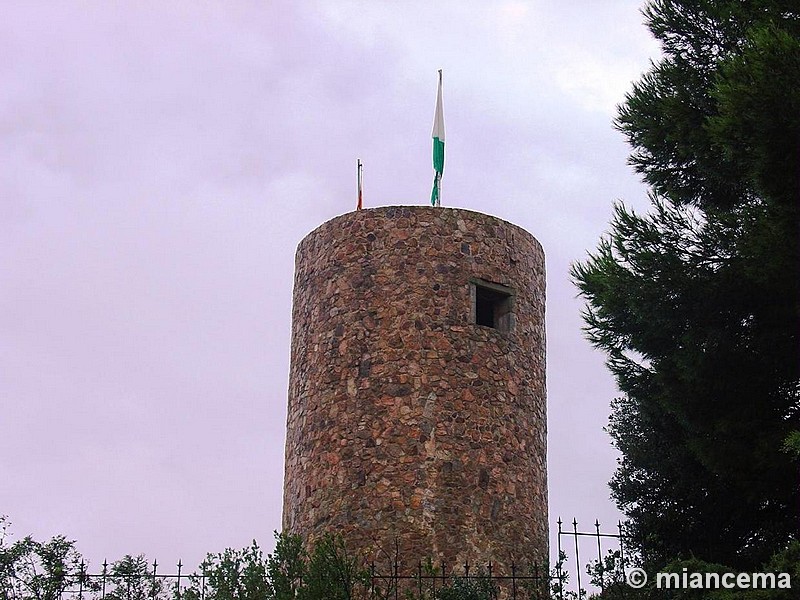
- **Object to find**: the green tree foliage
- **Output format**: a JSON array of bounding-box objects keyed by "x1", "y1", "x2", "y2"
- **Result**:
[
  {"x1": 0, "y1": 523, "x2": 539, "y2": 600},
  {"x1": 104, "y1": 555, "x2": 165, "y2": 600},
  {"x1": 434, "y1": 575, "x2": 496, "y2": 600},
  {"x1": 183, "y1": 533, "x2": 370, "y2": 600},
  {"x1": 572, "y1": 0, "x2": 800, "y2": 569},
  {"x1": 0, "y1": 517, "x2": 84, "y2": 600},
  {"x1": 183, "y1": 542, "x2": 269, "y2": 600},
  {"x1": 265, "y1": 532, "x2": 306, "y2": 600},
  {"x1": 589, "y1": 542, "x2": 799, "y2": 599},
  {"x1": 302, "y1": 534, "x2": 369, "y2": 600}
]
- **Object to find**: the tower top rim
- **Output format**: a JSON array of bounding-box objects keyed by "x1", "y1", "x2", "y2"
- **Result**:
[{"x1": 298, "y1": 205, "x2": 543, "y2": 258}]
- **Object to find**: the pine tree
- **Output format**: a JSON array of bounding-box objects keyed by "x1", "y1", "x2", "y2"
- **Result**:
[{"x1": 572, "y1": 0, "x2": 800, "y2": 569}]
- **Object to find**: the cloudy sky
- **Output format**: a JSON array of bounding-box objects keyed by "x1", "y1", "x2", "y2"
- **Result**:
[{"x1": 1, "y1": 0, "x2": 659, "y2": 570}]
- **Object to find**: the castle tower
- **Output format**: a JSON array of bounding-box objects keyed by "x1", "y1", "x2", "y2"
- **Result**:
[{"x1": 282, "y1": 206, "x2": 547, "y2": 571}]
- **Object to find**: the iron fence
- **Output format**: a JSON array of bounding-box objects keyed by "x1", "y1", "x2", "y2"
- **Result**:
[
  {"x1": 1, "y1": 519, "x2": 630, "y2": 600},
  {"x1": 368, "y1": 558, "x2": 550, "y2": 599},
  {"x1": 555, "y1": 517, "x2": 629, "y2": 598}
]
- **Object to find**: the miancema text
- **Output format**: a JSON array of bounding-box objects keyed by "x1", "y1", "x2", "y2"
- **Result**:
[{"x1": 657, "y1": 570, "x2": 791, "y2": 590}]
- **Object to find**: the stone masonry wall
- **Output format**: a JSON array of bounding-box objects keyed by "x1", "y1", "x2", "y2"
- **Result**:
[{"x1": 282, "y1": 206, "x2": 547, "y2": 572}]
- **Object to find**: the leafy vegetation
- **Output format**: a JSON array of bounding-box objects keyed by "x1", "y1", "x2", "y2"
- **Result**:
[
  {"x1": 0, "y1": 520, "x2": 517, "y2": 600},
  {"x1": 0, "y1": 516, "x2": 83, "y2": 600},
  {"x1": 572, "y1": 0, "x2": 800, "y2": 570}
]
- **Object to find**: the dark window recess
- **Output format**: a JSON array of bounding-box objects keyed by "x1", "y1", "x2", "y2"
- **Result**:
[{"x1": 471, "y1": 280, "x2": 515, "y2": 332}]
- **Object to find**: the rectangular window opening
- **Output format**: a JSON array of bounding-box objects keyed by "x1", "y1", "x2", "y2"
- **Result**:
[{"x1": 470, "y1": 279, "x2": 515, "y2": 333}]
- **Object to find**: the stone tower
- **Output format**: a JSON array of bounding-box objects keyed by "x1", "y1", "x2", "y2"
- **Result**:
[{"x1": 282, "y1": 206, "x2": 547, "y2": 571}]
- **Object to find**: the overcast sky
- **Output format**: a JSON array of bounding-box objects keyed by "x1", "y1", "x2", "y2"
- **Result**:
[{"x1": 1, "y1": 0, "x2": 659, "y2": 570}]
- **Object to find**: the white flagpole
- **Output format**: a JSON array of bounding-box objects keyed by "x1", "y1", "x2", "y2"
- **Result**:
[{"x1": 357, "y1": 158, "x2": 363, "y2": 210}]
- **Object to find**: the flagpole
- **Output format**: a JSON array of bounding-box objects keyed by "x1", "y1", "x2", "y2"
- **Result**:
[
  {"x1": 431, "y1": 68, "x2": 445, "y2": 207},
  {"x1": 437, "y1": 69, "x2": 442, "y2": 208},
  {"x1": 357, "y1": 158, "x2": 363, "y2": 210}
]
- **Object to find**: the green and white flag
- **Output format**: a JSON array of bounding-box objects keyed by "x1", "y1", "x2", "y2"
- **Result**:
[{"x1": 431, "y1": 70, "x2": 445, "y2": 206}]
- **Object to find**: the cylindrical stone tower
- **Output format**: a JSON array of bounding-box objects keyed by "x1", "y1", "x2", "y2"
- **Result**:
[{"x1": 283, "y1": 206, "x2": 547, "y2": 571}]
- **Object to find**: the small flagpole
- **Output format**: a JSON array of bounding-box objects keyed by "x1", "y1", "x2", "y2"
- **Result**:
[{"x1": 357, "y1": 158, "x2": 363, "y2": 210}]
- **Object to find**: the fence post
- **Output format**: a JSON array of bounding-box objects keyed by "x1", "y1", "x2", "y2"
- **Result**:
[
  {"x1": 101, "y1": 560, "x2": 108, "y2": 600},
  {"x1": 151, "y1": 560, "x2": 158, "y2": 600},
  {"x1": 78, "y1": 559, "x2": 85, "y2": 600},
  {"x1": 618, "y1": 521, "x2": 627, "y2": 599},
  {"x1": 595, "y1": 520, "x2": 604, "y2": 592},
  {"x1": 511, "y1": 562, "x2": 517, "y2": 600},
  {"x1": 176, "y1": 561, "x2": 182, "y2": 600},
  {"x1": 572, "y1": 518, "x2": 582, "y2": 599},
  {"x1": 393, "y1": 557, "x2": 398, "y2": 600},
  {"x1": 556, "y1": 519, "x2": 564, "y2": 600}
]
